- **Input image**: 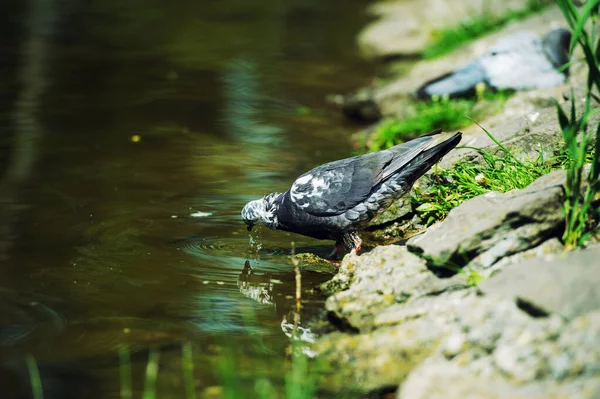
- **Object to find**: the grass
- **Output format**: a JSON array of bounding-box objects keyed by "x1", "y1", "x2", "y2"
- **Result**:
[
  {"x1": 367, "y1": 90, "x2": 511, "y2": 152},
  {"x1": 411, "y1": 124, "x2": 554, "y2": 226},
  {"x1": 555, "y1": 0, "x2": 600, "y2": 248},
  {"x1": 26, "y1": 354, "x2": 44, "y2": 399},
  {"x1": 423, "y1": 0, "x2": 552, "y2": 59}
]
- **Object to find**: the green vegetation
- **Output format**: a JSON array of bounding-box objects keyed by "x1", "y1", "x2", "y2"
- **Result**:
[
  {"x1": 423, "y1": 0, "x2": 551, "y2": 59},
  {"x1": 25, "y1": 355, "x2": 44, "y2": 399},
  {"x1": 367, "y1": 90, "x2": 510, "y2": 152},
  {"x1": 412, "y1": 124, "x2": 553, "y2": 226},
  {"x1": 368, "y1": 97, "x2": 473, "y2": 151},
  {"x1": 555, "y1": 0, "x2": 600, "y2": 248},
  {"x1": 118, "y1": 340, "x2": 321, "y2": 399}
]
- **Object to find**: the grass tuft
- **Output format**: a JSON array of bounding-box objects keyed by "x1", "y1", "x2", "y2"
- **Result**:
[
  {"x1": 423, "y1": 0, "x2": 551, "y2": 59},
  {"x1": 367, "y1": 90, "x2": 510, "y2": 152},
  {"x1": 412, "y1": 147, "x2": 552, "y2": 226},
  {"x1": 26, "y1": 355, "x2": 44, "y2": 399}
]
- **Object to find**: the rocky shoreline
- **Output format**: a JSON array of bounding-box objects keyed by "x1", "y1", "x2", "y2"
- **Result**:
[{"x1": 312, "y1": 1, "x2": 600, "y2": 398}]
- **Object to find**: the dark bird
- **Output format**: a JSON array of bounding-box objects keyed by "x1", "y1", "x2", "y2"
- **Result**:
[
  {"x1": 241, "y1": 130, "x2": 462, "y2": 258},
  {"x1": 416, "y1": 29, "x2": 571, "y2": 99}
]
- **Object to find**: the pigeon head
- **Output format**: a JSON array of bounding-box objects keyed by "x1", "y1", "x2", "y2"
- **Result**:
[
  {"x1": 241, "y1": 193, "x2": 281, "y2": 231},
  {"x1": 543, "y1": 28, "x2": 572, "y2": 75}
]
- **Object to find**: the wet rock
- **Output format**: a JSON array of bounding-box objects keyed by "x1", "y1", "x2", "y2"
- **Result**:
[
  {"x1": 316, "y1": 325, "x2": 437, "y2": 392},
  {"x1": 407, "y1": 170, "x2": 566, "y2": 270},
  {"x1": 480, "y1": 245, "x2": 600, "y2": 320},
  {"x1": 324, "y1": 246, "x2": 469, "y2": 331},
  {"x1": 292, "y1": 253, "x2": 338, "y2": 274},
  {"x1": 319, "y1": 253, "x2": 360, "y2": 295}
]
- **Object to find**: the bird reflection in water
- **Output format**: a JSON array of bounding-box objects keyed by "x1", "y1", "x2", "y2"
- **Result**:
[{"x1": 237, "y1": 260, "x2": 331, "y2": 348}]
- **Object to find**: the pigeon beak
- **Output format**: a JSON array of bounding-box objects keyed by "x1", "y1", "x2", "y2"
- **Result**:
[{"x1": 246, "y1": 224, "x2": 253, "y2": 232}]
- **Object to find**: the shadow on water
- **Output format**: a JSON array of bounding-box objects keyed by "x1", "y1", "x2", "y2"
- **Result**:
[{"x1": 0, "y1": 0, "x2": 374, "y2": 396}]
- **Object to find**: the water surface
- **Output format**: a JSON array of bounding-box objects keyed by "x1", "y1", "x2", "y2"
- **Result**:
[{"x1": 0, "y1": 0, "x2": 374, "y2": 397}]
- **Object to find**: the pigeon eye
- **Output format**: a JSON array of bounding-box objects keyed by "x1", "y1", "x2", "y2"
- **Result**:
[{"x1": 490, "y1": 51, "x2": 498, "y2": 56}]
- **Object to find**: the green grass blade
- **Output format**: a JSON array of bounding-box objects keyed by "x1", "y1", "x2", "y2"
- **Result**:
[
  {"x1": 555, "y1": 99, "x2": 570, "y2": 131},
  {"x1": 118, "y1": 346, "x2": 133, "y2": 399},
  {"x1": 25, "y1": 355, "x2": 44, "y2": 399},
  {"x1": 182, "y1": 342, "x2": 197, "y2": 399},
  {"x1": 143, "y1": 348, "x2": 161, "y2": 399},
  {"x1": 571, "y1": 0, "x2": 600, "y2": 50},
  {"x1": 468, "y1": 118, "x2": 525, "y2": 167}
]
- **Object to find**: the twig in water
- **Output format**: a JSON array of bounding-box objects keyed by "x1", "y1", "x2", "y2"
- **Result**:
[{"x1": 291, "y1": 242, "x2": 302, "y2": 334}]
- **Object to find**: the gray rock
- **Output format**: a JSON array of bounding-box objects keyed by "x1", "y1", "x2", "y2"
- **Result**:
[
  {"x1": 480, "y1": 245, "x2": 600, "y2": 320},
  {"x1": 397, "y1": 359, "x2": 600, "y2": 399},
  {"x1": 358, "y1": 0, "x2": 558, "y2": 59},
  {"x1": 407, "y1": 170, "x2": 566, "y2": 270},
  {"x1": 316, "y1": 290, "x2": 479, "y2": 392},
  {"x1": 324, "y1": 246, "x2": 469, "y2": 331},
  {"x1": 398, "y1": 308, "x2": 600, "y2": 398},
  {"x1": 483, "y1": 238, "x2": 564, "y2": 278}
]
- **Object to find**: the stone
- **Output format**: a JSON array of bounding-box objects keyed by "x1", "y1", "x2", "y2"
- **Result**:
[
  {"x1": 397, "y1": 359, "x2": 600, "y2": 399},
  {"x1": 480, "y1": 245, "x2": 600, "y2": 320},
  {"x1": 483, "y1": 238, "x2": 563, "y2": 278},
  {"x1": 324, "y1": 246, "x2": 469, "y2": 331},
  {"x1": 316, "y1": 290, "x2": 478, "y2": 392},
  {"x1": 407, "y1": 170, "x2": 566, "y2": 270},
  {"x1": 357, "y1": 0, "x2": 557, "y2": 59}
]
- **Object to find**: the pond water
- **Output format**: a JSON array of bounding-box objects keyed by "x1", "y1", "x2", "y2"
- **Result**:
[{"x1": 0, "y1": 0, "x2": 374, "y2": 397}]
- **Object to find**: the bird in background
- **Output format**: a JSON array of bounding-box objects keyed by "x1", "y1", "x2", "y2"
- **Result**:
[
  {"x1": 241, "y1": 130, "x2": 462, "y2": 259},
  {"x1": 416, "y1": 28, "x2": 572, "y2": 99}
]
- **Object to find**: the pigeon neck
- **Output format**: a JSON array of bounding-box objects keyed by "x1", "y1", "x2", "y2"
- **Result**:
[{"x1": 260, "y1": 193, "x2": 281, "y2": 230}]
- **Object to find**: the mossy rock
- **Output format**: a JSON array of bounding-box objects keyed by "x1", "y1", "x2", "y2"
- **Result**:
[{"x1": 288, "y1": 253, "x2": 337, "y2": 274}]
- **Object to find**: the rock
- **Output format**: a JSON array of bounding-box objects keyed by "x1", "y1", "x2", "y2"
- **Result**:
[
  {"x1": 437, "y1": 91, "x2": 599, "y2": 169},
  {"x1": 316, "y1": 290, "x2": 478, "y2": 392},
  {"x1": 292, "y1": 253, "x2": 338, "y2": 274},
  {"x1": 362, "y1": 6, "x2": 567, "y2": 109},
  {"x1": 480, "y1": 245, "x2": 600, "y2": 320},
  {"x1": 483, "y1": 238, "x2": 564, "y2": 278},
  {"x1": 407, "y1": 170, "x2": 566, "y2": 270},
  {"x1": 319, "y1": 252, "x2": 360, "y2": 295},
  {"x1": 397, "y1": 358, "x2": 600, "y2": 399},
  {"x1": 397, "y1": 308, "x2": 600, "y2": 398},
  {"x1": 324, "y1": 246, "x2": 469, "y2": 331},
  {"x1": 358, "y1": 0, "x2": 556, "y2": 59},
  {"x1": 316, "y1": 325, "x2": 438, "y2": 393},
  {"x1": 372, "y1": 289, "x2": 475, "y2": 330}
]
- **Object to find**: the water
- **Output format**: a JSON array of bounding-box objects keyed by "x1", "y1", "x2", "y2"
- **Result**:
[{"x1": 0, "y1": 0, "x2": 373, "y2": 396}]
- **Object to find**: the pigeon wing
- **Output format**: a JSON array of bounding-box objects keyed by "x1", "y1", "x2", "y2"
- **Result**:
[
  {"x1": 288, "y1": 153, "x2": 392, "y2": 216},
  {"x1": 288, "y1": 135, "x2": 436, "y2": 216}
]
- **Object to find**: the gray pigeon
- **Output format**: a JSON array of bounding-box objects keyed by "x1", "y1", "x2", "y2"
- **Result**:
[
  {"x1": 417, "y1": 29, "x2": 571, "y2": 99},
  {"x1": 241, "y1": 130, "x2": 462, "y2": 258}
]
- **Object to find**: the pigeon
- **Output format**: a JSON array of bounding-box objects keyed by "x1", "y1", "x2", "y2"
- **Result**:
[
  {"x1": 416, "y1": 29, "x2": 571, "y2": 99},
  {"x1": 241, "y1": 130, "x2": 462, "y2": 258}
]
